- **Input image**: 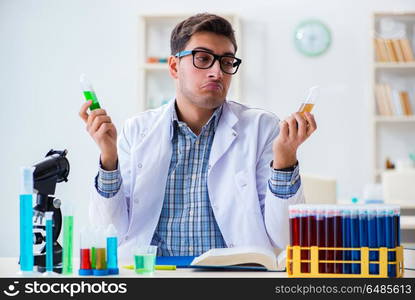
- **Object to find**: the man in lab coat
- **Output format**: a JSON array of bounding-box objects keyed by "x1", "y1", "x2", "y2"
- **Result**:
[{"x1": 79, "y1": 13, "x2": 317, "y2": 257}]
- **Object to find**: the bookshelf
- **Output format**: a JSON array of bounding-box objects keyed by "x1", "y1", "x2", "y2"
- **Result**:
[
  {"x1": 138, "y1": 14, "x2": 242, "y2": 111},
  {"x1": 371, "y1": 12, "x2": 415, "y2": 182}
]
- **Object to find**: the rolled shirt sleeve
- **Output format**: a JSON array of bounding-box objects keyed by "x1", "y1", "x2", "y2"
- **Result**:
[{"x1": 268, "y1": 162, "x2": 301, "y2": 199}]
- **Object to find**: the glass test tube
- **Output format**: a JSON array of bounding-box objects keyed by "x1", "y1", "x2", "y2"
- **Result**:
[
  {"x1": 80, "y1": 74, "x2": 101, "y2": 110},
  {"x1": 316, "y1": 205, "x2": 326, "y2": 274},
  {"x1": 333, "y1": 206, "x2": 343, "y2": 274},
  {"x1": 299, "y1": 205, "x2": 310, "y2": 273},
  {"x1": 106, "y1": 224, "x2": 119, "y2": 275},
  {"x1": 358, "y1": 206, "x2": 368, "y2": 276},
  {"x1": 350, "y1": 207, "x2": 360, "y2": 274},
  {"x1": 325, "y1": 205, "x2": 335, "y2": 274},
  {"x1": 79, "y1": 227, "x2": 93, "y2": 276},
  {"x1": 93, "y1": 228, "x2": 108, "y2": 276},
  {"x1": 90, "y1": 226, "x2": 98, "y2": 270},
  {"x1": 341, "y1": 206, "x2": 351, "y2": 274},
  {"x1": 393, "y1": 205, "x2": 400, "y2": 247},
  {"x1": 289, "y1": 206, "x2": 300, "y2": 273},
  {"x1": 386, "y1": 205, "x2": 396, "y2": 277},
  {"x1": 19, "y1": 167, "x2": 34, "y2": 272},
  {"x1": 45, "y1": 211, "x2": 54, "y2": 272},
  {"x1": 62, "y1": 203, "x2": 74, "y2": 275},
  {"x1": 298, "y1": 86, "x2": 320, "y2": 116},
  {"x1": 367, "y1": 206, "x2": 378, "y2": 275}
]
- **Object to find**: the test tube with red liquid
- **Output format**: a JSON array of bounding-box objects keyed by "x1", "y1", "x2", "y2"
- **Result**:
[
  {"x1": 289, "y1": 206, "x2": 300, "y2": 272},
  {"x1": 325, "y1": 205, "x2": 335, "y2": 273},
  {"x1": 300, "y1": 205, "x2": 310, "y2": 273},
  {"x1": 316, "y1": 205, "x2": 326, "y2": 273},
  {"x1": 79, "y1": 227, "x2": 93, "y2": 275}
]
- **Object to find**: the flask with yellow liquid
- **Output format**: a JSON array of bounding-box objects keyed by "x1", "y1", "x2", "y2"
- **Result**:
[{"x1": 298, "y1": 86, "x2": 320, "y2": 115}]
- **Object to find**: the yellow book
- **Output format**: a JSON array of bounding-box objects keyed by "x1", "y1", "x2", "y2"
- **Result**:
[
  {"x1": 400, "y1": 91, "x2": 413, "y2": 115},
  {"x1": 375, "y1": 84, "x2": 387, "y2": 115},
  {"x1": 399, "y1": 39, "x2": 414, "y2": 62},
  {"x1": 391, "y1": 39, "x2": 405, "y2": 62},
  {"x1": 382, "y1": 84, "x2": 394, "y2": 115},
  {"x1": 385, "y1": 39, "x2": 398, "y2": 62},
  {"x1": 374, "y1": 39, "x2": 388, "y2": 62}
]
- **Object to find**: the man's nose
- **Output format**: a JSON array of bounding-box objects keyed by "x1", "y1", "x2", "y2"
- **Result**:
[{"x1": 208, "y1": 59, "x2": 223, "y2": 79}]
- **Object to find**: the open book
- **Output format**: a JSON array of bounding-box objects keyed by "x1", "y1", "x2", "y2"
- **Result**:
[{"x1": 190, "y1": 246, "x2": 286, "y2": 271}]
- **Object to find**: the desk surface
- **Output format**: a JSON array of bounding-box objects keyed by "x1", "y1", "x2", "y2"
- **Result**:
[
  {"x1": 0, "y1": 257, "x2": 286, "y2": 278},
  {"x1": 1, "y1": 257, "x2": 414, "y2": 278}
]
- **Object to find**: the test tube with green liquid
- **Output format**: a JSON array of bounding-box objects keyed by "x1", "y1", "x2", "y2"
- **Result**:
[
  {"x1": 62, "y1": 204, "x2": 74, "y2": 275},
  {"x1": 80, "y1": 74, "x2": 101, "y2": 110}
]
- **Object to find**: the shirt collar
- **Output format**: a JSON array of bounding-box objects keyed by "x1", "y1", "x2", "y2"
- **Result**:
[{"x1": 170, "y1": 100, "x2": 224, "y2": 139}]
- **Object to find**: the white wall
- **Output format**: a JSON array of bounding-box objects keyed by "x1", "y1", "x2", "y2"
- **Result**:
[{"x1": 1, "y1": 0, "x2": 414, "y2": 256}]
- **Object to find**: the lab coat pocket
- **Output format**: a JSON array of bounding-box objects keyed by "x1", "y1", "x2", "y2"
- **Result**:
[
  {"x1": 235, "y1": 169, "x2": 262, "y2": 216},
  {"x1": 234, "y1": 170, "x2": 250, "y2": 206}
]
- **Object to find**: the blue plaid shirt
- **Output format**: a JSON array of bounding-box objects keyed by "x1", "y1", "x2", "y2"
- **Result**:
[{"x1": 95, "y1": 103, "x2": 301, "y2": 256}]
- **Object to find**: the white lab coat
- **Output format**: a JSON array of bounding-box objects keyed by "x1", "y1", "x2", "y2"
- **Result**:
[{"x1": 90, "y1": 99, "x2": 305, "y2": 257}]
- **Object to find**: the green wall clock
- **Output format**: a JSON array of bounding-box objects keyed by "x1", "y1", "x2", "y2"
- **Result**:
[{"x1": 294, "y1": 20, "x2": 331, "y2": 57}]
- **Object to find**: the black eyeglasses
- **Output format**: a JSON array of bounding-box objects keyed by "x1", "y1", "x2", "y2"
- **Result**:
[{"x1": 175, "y1": 49, "x2": 242, "y2": 75}]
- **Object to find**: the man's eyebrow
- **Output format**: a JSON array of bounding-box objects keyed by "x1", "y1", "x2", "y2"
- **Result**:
[{"x1": 193, "y1": 47, "x2": 235, "y2": 56}]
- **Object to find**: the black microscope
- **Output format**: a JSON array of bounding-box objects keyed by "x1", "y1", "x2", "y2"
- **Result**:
[{"x1": 31, "y1": 149, "x2": 70, "y2": 273}]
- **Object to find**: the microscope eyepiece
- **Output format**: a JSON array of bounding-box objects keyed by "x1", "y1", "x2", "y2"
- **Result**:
[{"x1": 33, "y1": 149, "x2": 69, "y2": 184}]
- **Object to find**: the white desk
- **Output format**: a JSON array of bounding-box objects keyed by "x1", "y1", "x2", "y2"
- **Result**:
[
  {"x1": 1, "y1": 256, "x2": 414, "y2": 278},
  {"x1": 0, "y1": 257, "x2": 286, "y2": 278}
]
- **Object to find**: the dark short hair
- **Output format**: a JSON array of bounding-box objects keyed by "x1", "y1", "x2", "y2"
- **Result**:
[{"x1": 170, "y1": 13, "x2": 237, "y2": 55}]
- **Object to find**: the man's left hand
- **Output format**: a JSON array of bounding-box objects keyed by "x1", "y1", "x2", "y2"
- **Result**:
[{"x1": 272, "y1": 112, "x2": 317, "y2": 169}]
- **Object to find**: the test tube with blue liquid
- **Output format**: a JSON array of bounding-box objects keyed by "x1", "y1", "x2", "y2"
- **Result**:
[
  {"x1": 393, "y1": 206, "x2": 400, "y2": 249},
  {"x1": 358, "y1": 206, "x2": 369, "y2": 262},
  {"x1": 350, "y1": 207, "x2": 360, "y2": 274},
  {"x1": 19, "y1": 167, "x2": 34, "y2": 273},
  {"x1": 106, "y1": 224, "x2": 119, "y2": 275},
  {"x1": 386, "y1": 205, "x2": 397, "y2": 277},
  {"x1": 45, "y1": 211, "x2": 54, "y2": 273},
  {"x1": 367, "y1": 207, "x2": 378, "y2": 274}
]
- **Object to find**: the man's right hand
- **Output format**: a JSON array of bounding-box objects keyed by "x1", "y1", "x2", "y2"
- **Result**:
[{"x1": 79, "y1": 100, "x2": 118, "y2": 170}]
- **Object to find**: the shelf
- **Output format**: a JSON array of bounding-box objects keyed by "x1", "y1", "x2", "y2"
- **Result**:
[
  {"x1": 374, "y1": 12, "x2": 415, "y2": 18},
  {"x1": 375, "y1": 116, "x2": 415, "y2": 122},
  {"x1": 371, "y1": 12, "x2": 415, "y2": 182},
  {"x1": 375, "y1": 62, "x2": 415, "y2": 69}
]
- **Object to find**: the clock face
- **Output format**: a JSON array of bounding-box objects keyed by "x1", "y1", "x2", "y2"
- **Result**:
[{"x1": 294, "y1": 20, "x2": 331, "y2": 57}]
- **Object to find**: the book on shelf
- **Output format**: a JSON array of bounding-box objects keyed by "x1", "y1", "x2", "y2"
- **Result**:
[
  {"x1": 384, "y1": 39, "x2": 398, "y2": 62},
  {"x1": 391, "y1": 39, "x2": 405, "y2": 62},
  {"x1": 400, "y1": 38, "x2": 415, "y2": 61},
  {"x1": 374, "y1": 38, "x2": 414, "y2": 62},
  {"x1": 375, "y1": 84, "x2": 389, "y2": 115},
  {"x1": 374, "y1": 38, "x2": 389, "y2": 62},
  {"x1": 375, "y1": 84, "x2": 413, "y2": 116},
  {"x1": 400, "y1": 91, "x2": 413, "y2": 115}
]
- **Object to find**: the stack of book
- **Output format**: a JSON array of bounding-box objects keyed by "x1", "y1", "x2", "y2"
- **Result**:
[
  {"x1": 375, "y1": 84, "x2": 413, "y2": 116},
  {"x1": 374, "y1": 38, "x2": 414, "y2": 62}
]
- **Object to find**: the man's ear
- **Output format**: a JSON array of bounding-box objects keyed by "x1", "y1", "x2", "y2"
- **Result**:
[{"x1": 168, "y1": 55, "x2": 179, "y2": 79}]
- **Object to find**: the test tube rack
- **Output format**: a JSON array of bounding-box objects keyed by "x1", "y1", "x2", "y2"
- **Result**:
[{"x1": 286, "y1": 245, "x2": 404, "y2": 278}]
